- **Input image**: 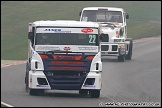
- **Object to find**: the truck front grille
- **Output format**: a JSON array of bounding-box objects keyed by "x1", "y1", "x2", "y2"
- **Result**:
[
  {"x1": 112, "y1": 45, "x2": 118, "y2": 51},
  {"x1": 102, "y1": 34, "x2": 109, "y2": 42},
  {"x1": 44, "y1": 70, "x2": 87, "y2": 90},
  {"x1": 39, "y1": 54, "x2": 94, "y2": 90},
  {"x1": 101, "y1": 45, "x2": 109, "y2": 51}
]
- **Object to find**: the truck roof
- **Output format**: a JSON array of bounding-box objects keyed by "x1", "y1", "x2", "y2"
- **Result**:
[
  {"x1": 82, "y1": 7, "x2": 124, "y2": 12},
  {"x1": 32, "y1": 20, "x2": 99, "y2": 28}
]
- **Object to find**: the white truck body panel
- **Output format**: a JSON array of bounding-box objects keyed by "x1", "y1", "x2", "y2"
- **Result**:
[{"x1": 27, "y1": 20, "x2": 102, "y2": 92}]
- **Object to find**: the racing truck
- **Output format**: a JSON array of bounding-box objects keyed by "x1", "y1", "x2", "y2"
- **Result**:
[
  {"x1": 25, "y1": 20, "x2": 103, "y2": 98},
  {"x1": 79, "y1": 7, "x2": 133, "y2": 62}
]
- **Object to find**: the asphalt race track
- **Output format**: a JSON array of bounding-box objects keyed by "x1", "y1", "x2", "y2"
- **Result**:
[{"x1": 1, "y1": 36, "x2": 161, "y2": 107}]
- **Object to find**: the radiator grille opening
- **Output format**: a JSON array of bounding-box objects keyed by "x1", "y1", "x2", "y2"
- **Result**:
[
  {"x1": 44, "y1": 71, "x2": 87, "y2": 90},
  {"x1": 101, "y1": 45, "x2": 109, "y2": 51},
  {"x1": 112, "y1": 45, "x2": 118, "y2": 51},
  {"x1": 102, "y1": 34, "x2": 109, "y2": 42}
]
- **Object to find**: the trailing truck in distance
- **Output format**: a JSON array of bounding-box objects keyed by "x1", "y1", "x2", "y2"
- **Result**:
[{"x1": 79, "y1": 7, "x2": 133, "y2": 62}]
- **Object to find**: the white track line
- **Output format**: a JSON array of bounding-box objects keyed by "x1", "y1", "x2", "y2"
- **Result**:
[{"x1": 1, "y1": 102, "x2": 14, "y2": 107}]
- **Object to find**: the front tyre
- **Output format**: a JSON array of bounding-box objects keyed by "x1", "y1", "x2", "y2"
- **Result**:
[
  {"x1": 29, "y1": 89, "x2": 44, "y2": 96},
  {"x1": 25, "y1": 62, "x2": 29, "y2": 92},
  {"x1": 79, "y1": 90, "x2": 89, "y2": 95},
  {"x1": 89, "y1": 90, "x2": 100, "y2": 98}
]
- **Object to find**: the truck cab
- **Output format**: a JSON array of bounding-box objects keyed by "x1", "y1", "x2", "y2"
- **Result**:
[
  {"x1": 79, "y1": 7, "x2": 133, "y2": 62},
  {"x1": 25, "y1": 20, "x2": 102, "y2": 98}
]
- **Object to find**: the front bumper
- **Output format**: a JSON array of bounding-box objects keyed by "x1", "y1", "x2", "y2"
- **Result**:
[
  {"x1": 28, "y1": 70, "x2": 101, "y2": 90},
  {"x1": 101, "y1": 43, "x2": 127, "y2": 56}
]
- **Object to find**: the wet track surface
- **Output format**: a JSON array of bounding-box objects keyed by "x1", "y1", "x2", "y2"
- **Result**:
[{"x1": 1, "y1": 36, "x2": 161, "y2": 107}]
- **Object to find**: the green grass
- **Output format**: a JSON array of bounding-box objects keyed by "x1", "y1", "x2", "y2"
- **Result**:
[{"x1": 1, "y1": 1, "x2": 161, "y2": 60}]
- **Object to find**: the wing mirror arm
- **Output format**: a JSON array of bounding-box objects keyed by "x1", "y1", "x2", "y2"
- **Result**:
[{"x1": 79, "y1": 11, "x2": 81, "y2": 16}]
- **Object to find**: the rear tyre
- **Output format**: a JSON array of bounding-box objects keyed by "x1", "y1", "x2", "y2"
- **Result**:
[
  {"x1": 125, "y1": 39, "x2": 133, "y2": 60},
  {"x1": 90, "y1": 90, "x2": 100, "y2": 98}
]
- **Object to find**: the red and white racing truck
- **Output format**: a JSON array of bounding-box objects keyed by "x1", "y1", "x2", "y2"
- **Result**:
[{"x1": 80, "y1": 7, "x2": 133, "y2": 62}]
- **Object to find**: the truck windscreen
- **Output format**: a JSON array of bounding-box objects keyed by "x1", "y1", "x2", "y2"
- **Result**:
[
  {"x1": 35, "y1": 33, "x2": 98, "y2": 46},
  {"x1": 81, "y1": 10, "x2": 123, "y2": 23}
]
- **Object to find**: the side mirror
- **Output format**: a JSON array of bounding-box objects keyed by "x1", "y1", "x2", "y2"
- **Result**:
[
  {"x1": 28, "y1": 32, "x2": 34, "y2": 46},
  {"x1": 99, "y1": 33, "x2": 104, "y2": 40},
  {"x1": 79, "y1": 11, "x2": 82, "y2": 16},
  {"x1": 28, "y1": 32, "x2": 34, "y2": 40},
  {"x1": 126, "y1": 13, "x2": 129, "y2": 19},
  {"x1": 119, "y1": 28, "x2": 124, "y2": 37}
]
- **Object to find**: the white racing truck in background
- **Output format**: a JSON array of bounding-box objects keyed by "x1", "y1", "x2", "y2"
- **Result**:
[
  {"x1": 79, "y1": 7, "x2": 133, "y2": 62},
  {"x1": 25, "y1": 20, "x2": 103, "y2": 98}
]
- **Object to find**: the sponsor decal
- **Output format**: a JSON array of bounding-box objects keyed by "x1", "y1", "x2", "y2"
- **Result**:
[
  {"x1": 78, "y1": 47, "x2": 97, "y2": 50},
  {"x1": 53, "y1": 55, "x2": 82, "y2": 60},
  {"x1": 81, "y1": 28, "x2": 93, "y2": 33},
  {"x1": 36, "y1": 46, "x2": 59, "y2": 51},
  {"x1": 63, "y1": 46, "x2": 71, "y2": 51},
  {"x1": 44, "y1": 29, "x2": 71, "y2": 33},
  {"x1": 56, "y1": 55, "x2": 76, "y2": 60}
]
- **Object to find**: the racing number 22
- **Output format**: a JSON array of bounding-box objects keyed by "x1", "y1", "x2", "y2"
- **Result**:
[{"x1": 89, "y1": 35, "x2": 96, "y2": 43}]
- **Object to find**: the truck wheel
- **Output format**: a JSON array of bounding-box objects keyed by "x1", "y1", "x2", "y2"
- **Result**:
[
  {"x1": 118, "y1": 55, "x2": 125, "y2": 62},
  {"x1": 25, "y1": 62, "x2": 28, "y2": 84},
  {"x1": 25, "y1": 74, "x2": 29, "y2": 92},
  {"x1": 29, "y1": 89, "x2": 44, "y2": 96},
  {"x1": 125, "y1": 38, "x2": 133, "y2": 60},
  {"x1": 29, "y1": 89, "x2": 39, "y2": 96},
  {"x1": 79, "y1": 90, "x2": 88, "y2": 95},
  {"x1": 90, "y1": 90, "x2": 100, "y2": 98},
  {"x1": 25, "y1": 62, "x2": 29, "y2": 92}
]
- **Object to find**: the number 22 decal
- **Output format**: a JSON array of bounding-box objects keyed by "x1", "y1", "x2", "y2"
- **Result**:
[{"x1": 89, "y1": 35, "x2": 96, "y2": 43}]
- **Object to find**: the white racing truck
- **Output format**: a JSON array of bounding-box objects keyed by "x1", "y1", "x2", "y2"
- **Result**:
[
  {"x1": 79, "y1": 7, "x2": 133, "y2": 62},
  {"x1": 25, "y1": 20, "x2": 103, "y2": 98}
]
